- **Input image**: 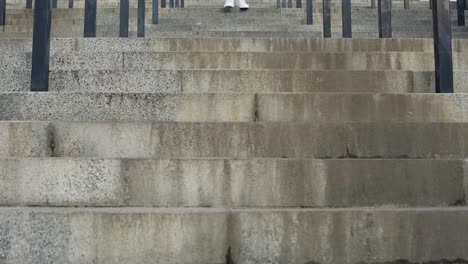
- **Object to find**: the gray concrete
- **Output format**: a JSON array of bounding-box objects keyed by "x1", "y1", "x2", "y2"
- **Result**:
[
  {"x1": 0, "y1": 93, "x2": 468, "y2": 122},
  {"x1": 4, "y1": 51, "x2": 468, "y2": 71},
  {"x1": 0, "y1": 121, "x2": 467, "y2": 159},
  {"x1": 0, "y1": 158, "x2": 464, "y2": 207},
  {"x1": 1, "y1": 207, "x2": 468, "y2": 263}
]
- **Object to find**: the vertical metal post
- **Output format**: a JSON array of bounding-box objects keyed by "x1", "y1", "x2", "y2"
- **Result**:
[
  {"x1": 371, "y1": 0, "x2": 376, "y2": 9},
  {"x1": 53, "y1": 0, "x2": 58, "y2": 8},
  {"x1": 31, "y1": 0, "x2": 52, "y2": 92},
  {"x1": 458, "y1": 0, "x2": 465, "y2": 26},
  {"x1": 282, "y1": 0, "x2": 286, "y2": 8},
  {"x1": 430, "y1": 0, "x2": 432, "y2": 9},
  {"x1": 138, "y1": 0, "x2": 145, "y2": 37},
  {"x1": 175, "y1": 0, "x2": 179, "y2": 7},
  {"x1": 323, "y1": 0, "x2": 331, "y2": 38},
  {"x1": 170, "y1": 0, "x2": 174, "y2": 8},
  {"x1": 378, "y1": 0, "x2": 392, "y2": 38},
  {"x1": 84, "y1": 0, "x2": 97, "y2": 37},
  {"x1": 342, "y1": 0, "x2": 351, "y2": 38},
  {"x1": 404, "y1": 0, "x2": 409, "y2": 9},
  {"x1": 161, "y1": 0, "x2": 166, "y2": 8},
  {"x1": 296, "y1": 0, "x2": 301, "y2": 8},
  {"x1": 0, "y1": 0, "x2": 5, "y2": 25},
  {"x1": 120, "y1": 0, "x2": 129, "y2": 37},
  {"x1": 288, "y1": 0, "x2": 292, "y2": 8},
  {"x1": 306, "y1": 0, "x2": 313, "y2": 24},
  {"x1": 181, "y1": 0, "x2": 184, "y2": 8},
  {"x1": 69, "y1": 0, "x2": 74, "y2": 8},
  {"x1": 27, "y1": 0, "x2": 33, "y2": 8},
  {"x1": 152, "y1": 0, "x2": 159, "y2": 24},
  {"x1": 432, "y1": 0, "x2": 454, "y2": 93},
  {"x1": 277, "y1": 0, "x2": 281, "y2": 8}
]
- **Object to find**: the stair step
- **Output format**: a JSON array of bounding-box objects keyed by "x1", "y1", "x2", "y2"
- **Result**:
[
  {"x1": 1, "y1": 121, "x2": 467, "y2": 159},
  {"x1": 0, "y1": 158, "x2": 464, "y2": 207},
  {"x1": 1, "y1": 207, "x2": 468, "y2": 263},
  {"x1": 0, "y1": 93, "x2": 466, "y2": 122}
]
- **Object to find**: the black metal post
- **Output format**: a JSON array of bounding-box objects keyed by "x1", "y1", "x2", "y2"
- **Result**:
[
  {"x1": 432, "y1": 0, "x2": 454, "y2": 93},
  {"x1": 120, "y1": 0, "x2": 129, "y2": 37},
  {"x1": 306, "y1": 0, "x2": 313, "y2": 24},
  {"x1": 69, "y1": 0, "x2": 74, "y2": 8},
  {"x1": 0, "y1": 0, "x2": 5, "y2": 25},
  {"x1": 404, "y1": 0, "x2": 409, "y2": 9},
  {"x1": 430, "y1": 0, "x2": 432, "y2": 9},
  {"x1": 282, "y1": 0, "x2": 286, "y2": 8},
  {"x1": 277, "y1": 0, "x2": 280, "y2": 8},
  {"x1": 161, "y1": 0, "x2": 166, "y2": 8},
  {"x1": 152, "y1": 0, "x2": 159, "y2": 24},
  {"x1": 138, "y1": 0, "x2": 145, "y2": 37},
  {"x1": 84, "y1": 0, "x2": 97, "y2": 37},
  {"x1": 458, "y1": 0, "x2": 465, "y2": 26},
  {"x1": 170, "y1": 0, "x2": 174, "y2": 8},
  {"x1": 181, "y1": 0, "x2": 184, "y2": 8},
  {"x1": 378, "y1": 0, "x2": 392, "y2": 38},
  {"x1": 27, "y1": 0, "x2": 33, "y2": 8},
  {"x1": 342, "y1": 0, "x2": 351, "y2": 38},
  {"x1": 288, "y1": 0, "x2": 292, "y2": 8},
  {"x1": 323, "y1": 0, "x2": 331, "y2": 38},
  {"x1": 31, "y1": 0, "x2": 52, "y2": 92},
  {"x1": 175, "y1": 0, "x2": 179, "y2": 7},
  {"x1": 53, "y1": 0, "x2": 58, "y2": 8},
  {"x1": 371, "y1": 0, "x2": 376, "y2": 9},
  {"x1": 296, "y1": 0, "x2": 301, "y2": 8}
]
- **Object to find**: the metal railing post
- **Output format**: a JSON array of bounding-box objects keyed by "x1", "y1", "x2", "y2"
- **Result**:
[
  {"x1": 27, "y1": 0, "x2": 33, "y2": 8},
  {"x1": 404, "y1": 0, "x2": 409, "y2": 9},
  {"x1": 378, "y1": 0, "x2": 392, "y2": 38},
  {"x1": 170, "y1": 0, "x2": 174, "y2": 8},
  {"x1": 296, "y1": 0, "x2": 301, "y2": 8},
  {"x1": 342, "y1": 0, "x2": 352, "y2": 38},
  {"x1": 69, "y1": 0, "x2": 74, "y2": 8},
  {"x1": 161, "y1": 0, "x2": 166, "y2": 8},
  {"x1": 175, "y1": 0, "x2": 179, "y2": 8},
  {"x1": 120, "y1": 0, "x2": 129, "y2": 37},
  {"x1": 31, "y1": 0, "x2": 53, "y2": 92},
  {"x1": 282, "y1": 0, "x2": 286, "y2": 8},
  {"x1": 458, "y1": 0, "x2": 465, "y2": 26},
  {"x1": 306, "y1": 0, "x2": 313, "y2": 24},
  {"x1": 432, "y1": 0, "x2": 454, "y2": 93},
  {"x1": 181, "y1": 0, "x2": 184, "y2": 8},
  {"x1": 138, "y1": 0, "x2": 145, "y2": 37},
  {"x1": 323, "y1": 0, "x2": 331, "y2": 38},
  {"x1": 0, "y1": 0, "x2": 5, "y2": 25},
  {"x1": 153, "y1": 0, "x2": 159, "y2": 24},
  {"x1": 371, "y1": 0, "x2": 376, "y2": 9},
  {"x1": 84, "y1": 0, "x2": 97, "y2": 37},
  {"x1": 288, "y1": 0, "x2": 292, "y2": 8},
  {"x1": 53, "y1": 0, "x2": 58, "y2": 8}
]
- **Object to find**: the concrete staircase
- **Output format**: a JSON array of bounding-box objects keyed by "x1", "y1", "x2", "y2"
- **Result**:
[{"x1": 2, "y1": 1, "x2": 468, "y2": 264}]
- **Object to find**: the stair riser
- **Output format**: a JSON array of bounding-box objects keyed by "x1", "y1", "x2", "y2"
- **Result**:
[
  {"x1": 0, "y1": 158, "x2": 465, "y2": 207},
  {"x1": 1, "y1": 122, "x2": 467, "y2": 159},
  {"x1": 1, "y1": 208, "x2": 468, "y2": 264}
]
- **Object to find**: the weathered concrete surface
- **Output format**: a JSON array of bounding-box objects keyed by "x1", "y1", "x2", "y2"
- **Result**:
[
  {"x1": 0, "y1": 121, "x2": 467, "y2": 159},
  {"x1": 229, "y1": 208, "x2": 468, "y2": 264},
  {"x1": 0, "y1": 93, "x2": 467, "y2": 122},
  {"x1": 0, "y1": 93, "x2": 254, "y2": 122},
  {"x1": 2, "y1": 69, "x2": 468, "y2": 93},
  {"x1": 0, "y1": 158, "x2": 464, "y2": 207},
  {"x1": 4, "y1": 51, "x2": 468, "y2": 71},
  {"x1": 6, "y1": 38, "x2": 468, "y2": 54},
  {"x1": 1, "y1": 207, "x2": 468, "y2": 264},
  {"x1": 0, "y1": 207, "x2": 228, "y2": 264}
]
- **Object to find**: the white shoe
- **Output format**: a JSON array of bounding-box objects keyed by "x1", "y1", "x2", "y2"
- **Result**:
[
  {"x1": 224, "y1": 0, "x2": 234, "y2": 8},
  {"x1": 238, "y1": 0, "x2": 249, "y2": 10}
]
